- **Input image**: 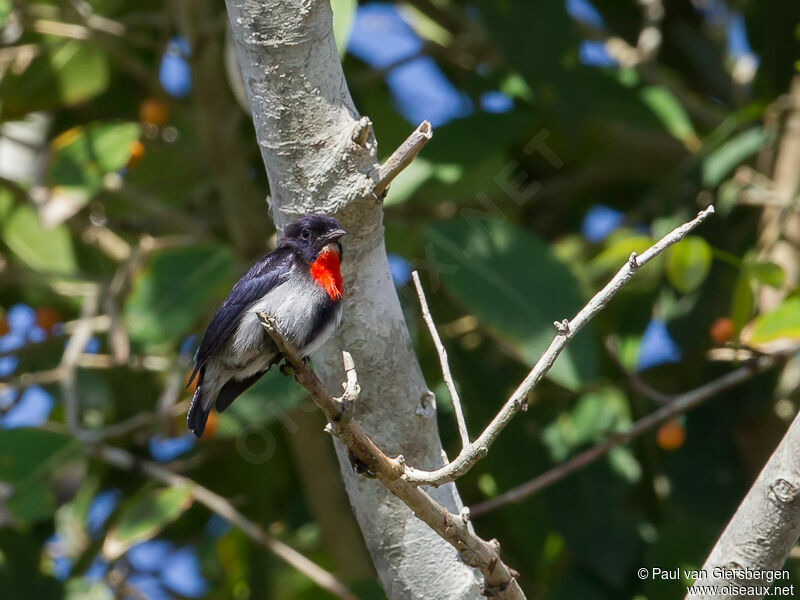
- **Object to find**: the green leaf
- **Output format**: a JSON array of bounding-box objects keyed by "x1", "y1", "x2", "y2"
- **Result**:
[
  {"x1": 217, "y1": 373, "x2": 308, "y2": 437},
  {"x1": 48, "y1": 122, "x2": 141, "y2": 186},
  {"x1": 702, "y1": 127, "x2": 769, "y2": 187},
  {"x1": 0, "y1": 529, "x2": 62, "y2": 599},
  {"x1": 41, "y1": 122, "x2": 140, "y2": 225},
  {"x1": 0, "y1": 0, "x2": 11, "y2": 25},
  {"x1": 331, "y1": 0, "x2": 356, "y2": 56},
  {"x1": 124, "y1": 243, "x2": 235, "y2": 348},
  {"x1": 639, "y1": 86, "x2": 697, "y2": 146},
  {"x1": 7, "y1": 480, "x2": 55, "y2": 524},
  {"x1": 717, "y1": 179, "x2": 742, "y2": 216},
  {"x1": 665, "y1": 237, "x2": 712, "y2": 293},
  {"x1": 588, "y1": 233, "x2": 653, "y2": 278},
  {"x1": 542, "y1": 387, "x2": 630, "y2": 461},
  {"x1": 607, "y1": 446, "x2": 641, "y2": 484},
  {"x1": 102, "y1": 486, "x2": 193, "y2": 560},
  {"x1": 0, "y1": 190, "x2": 78, "y2": 274},
  {"x1": 0, "y1": 40, "x2": 110, "y2": 119},
  {"x1": 730, "y1": 273, "x2": 754, "y2": 335},
  {"x1": 64, "y1": 580, "x2": 115, "y2": 600},
  {"x1": 747, "y1": 297, "x2": 800, "y2": 346},
  {"x1": 744, "y1": 260, "x2": 785, "y2": 289},
  {"x1": 425, "y1": 218, "x2": 597, "y2": 389},
  {"x1": 0, "y1": 429, "x2": 77, "y2": 485},
  {"x1": 383, "y1": 158, "x2": 434, "y2": 207}
]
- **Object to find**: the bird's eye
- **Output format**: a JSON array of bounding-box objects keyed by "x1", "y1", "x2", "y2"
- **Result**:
[{"x1": 300, "y1": 228, "x2": 311, "y2": 240}]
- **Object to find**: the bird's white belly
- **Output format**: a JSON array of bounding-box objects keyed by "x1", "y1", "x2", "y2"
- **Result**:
[{"x1": 229, "y1": 274, "x2": 337, "y2": 357}]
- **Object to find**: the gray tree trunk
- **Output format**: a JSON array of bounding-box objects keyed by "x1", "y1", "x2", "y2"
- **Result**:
[
  {"x1": 222, "y1": 1, "x2": 482, "y2": 597},
  {"x1": 687, "y1": 410, "x2": 800, "y2": 599}
]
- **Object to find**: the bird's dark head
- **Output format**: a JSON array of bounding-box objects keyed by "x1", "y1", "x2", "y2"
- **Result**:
[{"x1": 281, "y1": 214, "x2": 346, "y2": 263}]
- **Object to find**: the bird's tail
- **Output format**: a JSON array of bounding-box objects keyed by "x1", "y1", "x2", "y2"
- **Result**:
[{"x1": 187, "y1": 366, "x2": 211, "y2": 438}]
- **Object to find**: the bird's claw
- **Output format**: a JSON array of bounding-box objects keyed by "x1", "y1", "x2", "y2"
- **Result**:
[
  {"x1": 346, "y1": 448, "x2": 376, "y2": 478},
  {"x1": 279, "y1": 356, "x2": 309, "y2": 377},
  {"x1": 279, "y1": 360, "x2": 295, "y2": 377}
]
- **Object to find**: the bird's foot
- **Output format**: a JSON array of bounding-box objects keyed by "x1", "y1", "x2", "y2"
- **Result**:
[
  {"x1": 279, "y1": 357, "x2": 309, "y2": 377},
  {"x1": 279, "y1": 360, "x2": 295, "y2": 377},
  {"x1": 346, "y1": 448, "x2": 376, "y2": 478}
]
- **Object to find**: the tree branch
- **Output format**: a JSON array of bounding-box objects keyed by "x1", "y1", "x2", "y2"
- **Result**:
[
  {"x1": 687, "y1": 392, "x2": 800, "y2": 599},
  {"x1": 470, "y1": 354, "x2": 781, "y2": 517},
  {"x1": 402, "y1": 205, "x2": 716, "y2": 487},
  {"x1": 373, "y1": 120, "x2": 432, "y2": 196},
  {"x1": 257, "y1": 313, "x2": 524, "y2": 599},
  {"x1": 92, "y1": 444, "x2": 357, "y2": 600},
  {"x1": 224, "y1": 0, "x2": 485, "y2": 596},
  {"x1": 412, "y1": 270, "x2": 470, "y2": 449},
  {"x1": 61, "y1": 287, "x2": 100, "y2": 435}
]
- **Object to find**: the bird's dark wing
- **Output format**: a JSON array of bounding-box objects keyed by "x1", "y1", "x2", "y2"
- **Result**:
[{"x1": 187, "y1": 248, "x2": 295, "y2": 386}]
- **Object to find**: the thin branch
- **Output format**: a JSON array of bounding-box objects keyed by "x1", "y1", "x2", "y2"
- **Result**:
[
  {"x1": 604, "y1": 337, "x2": 672, "y2": 405},
  {"x1": 373, "y1": 121, "x2": 432, "y2": 196},
  {"x1": 61, "y1": 288, "x2": 100, "y2": 434},
  {"x1": 31, "y1": 18, "x2": 92, "y2": 39},
  {"x1": 79, "y1": 412, "x2": 152, "y2": 442},
  {"x1": 0, "y1": 368, "x2": 64, "y2": 392},
  {"x1": 412, "y1": 270, "x2": 470, "y2": 448},
  {"x1": 0, "y1": 316, "x2": 110, "y2": 360},
  {"x1": 402, "y1": 205, "x2": 716, "y2": 487},
  {"x1": 257, "y1": 313, "x2": 524, "y2": 599},
  {"x1": 92, "y1": 444, "x2": 356, "y2": 600},
  {"x1": 470, "y1": 354, "x2": 781, "y2": 517},
  {"x1": 0, "y1": 354, "x2": 172, "y2": 392}
]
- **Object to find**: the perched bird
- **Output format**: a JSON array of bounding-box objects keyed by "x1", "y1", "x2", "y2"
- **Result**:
[{"x1": 186, "y1": 214, "x2": 346, "y2": 437}]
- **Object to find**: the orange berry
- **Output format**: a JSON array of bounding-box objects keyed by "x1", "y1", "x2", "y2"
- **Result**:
[
  {"x1": 139, "y1": 98, "x2": 169, "y2": 127},
  {"x1": 202, "y1": 411, "x2": 218, "y2": 439},
  {"x1": 127, "y1": 140, "x2": 146, "y2": 168},
  {"x1": 0, "y1": 317, "x2": 8, "y2": 336},
  {"x1": 710, "y1": 317, "x2": 735, "y2": 344},
  {"x1": 35, "y1": 307, "x2": 60, "y2": 332},
  {"x1": 657, "y1": 420, "x2": 686, "y2": 451}
]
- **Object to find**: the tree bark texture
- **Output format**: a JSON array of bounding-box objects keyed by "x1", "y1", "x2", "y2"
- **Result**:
[
  {"x1": 222, "y1": 1, "x2": 483, "y2": 597},
  {"x1": 687, "y1": 410, "x2": 800, "y2": 599}
]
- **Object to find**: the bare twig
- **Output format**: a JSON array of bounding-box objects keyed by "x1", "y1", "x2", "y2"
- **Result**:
[
  {"x1": 0, "y1": 316, "x2": 110, "y2": 360},
  {"x1": 31, "y1": 18, "x2": 92, "y2": 39},
  {"x1": 373, "y1": 121, "x2": 432, "y2": 196},
  {"x1": 335, "y1": 350, "x2": 361, "y2": 406},
  {"x1": 102, "y1": 239, "x2": 145, "y2": 366},
  {"x1": 257, "y1": 313, "x2": 524, "y2": 599},
  {"x1": 412, "y1": 270, "x2": 470, "y2": 448},
  {"x1": 79, "y1": 413, "x2": 152, "y2": 442},
  {"x1": 61, "y1": 288, "x2": 101, "y2": 434},
  {"x1": 0, "y1": 368, "x2": 63, "y2": 392},
  {"x1": 470, "y1": 354, "x2": 780, "y2": 517},
  {"x1": 92, "y1": 444, "x2": 356, "y2": 600},
  {"x1": 757, "y1": 76, "x2": 800, "y2": 310},
  {"x1": 604, "y1": 337, "x2": 672, "y2": 404},
  {"x1": 402, "y1": 206, "x2": 716, "y2": 487}
]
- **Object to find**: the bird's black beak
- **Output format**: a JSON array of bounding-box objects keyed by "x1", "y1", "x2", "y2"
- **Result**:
[{"x1": 322, "y1": 228, "x2": 346, "y2": 243}]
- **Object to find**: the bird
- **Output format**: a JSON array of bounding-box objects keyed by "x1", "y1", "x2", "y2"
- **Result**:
[{"x1": 186, "y1": 214, "x2": 346, "y2": 438}]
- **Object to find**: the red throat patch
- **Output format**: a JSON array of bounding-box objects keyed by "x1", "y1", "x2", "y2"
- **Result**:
[{"x1": 310, "y1": 247, "x2": 344, "y2": 300}]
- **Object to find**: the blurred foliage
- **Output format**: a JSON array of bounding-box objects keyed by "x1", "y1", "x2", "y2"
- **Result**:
[{"x1": 0, "y1": 0, "x2": 799, "y2": 598}]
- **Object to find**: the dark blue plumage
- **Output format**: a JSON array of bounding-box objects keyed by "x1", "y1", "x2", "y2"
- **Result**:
[
  {"x1": 186, "y1": 249, "x2": 293, "y2": 388},
  {"x1": 187, "y1": 215, "x2": 346, "y2": 437}
]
